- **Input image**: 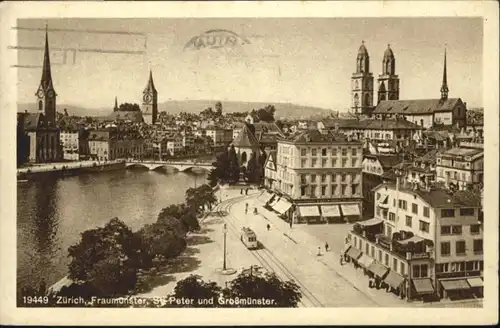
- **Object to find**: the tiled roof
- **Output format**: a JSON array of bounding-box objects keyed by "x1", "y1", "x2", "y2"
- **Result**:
[
  {"x1": 377, "y1": 183, "x2": 482, "y2": 209},
  {"x1": 374, "y1": 98, "x2": 462, "y2": 114},
  {"x1": 18, "y1": 112, "x2": 44, "y2": 130},
  {"x1": 377, "y1": 155, "x2": 403, "y2": 169},
  {"x1": 231, "y1": 124, "x2": 260, "y2": 148},
  {"x1": 254, "y1": 122, "x2": 284, "y2": 135},
  {"x1": 285, "y1": 129, "x2": 356, "y2": 144},
  {"x1": 322, "y1": 118, "x2": 423, "y2": 130},
  {"x1": 440, "y1": 147, "x2": 483, "y2": 157},
  {"x1": 107, "y1": 111, "x2": 144, "y2": 123}
]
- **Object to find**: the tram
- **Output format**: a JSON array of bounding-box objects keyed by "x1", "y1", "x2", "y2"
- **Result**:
[{"x1": 240, "y1": 227, "x2": 258, "y2": 250}]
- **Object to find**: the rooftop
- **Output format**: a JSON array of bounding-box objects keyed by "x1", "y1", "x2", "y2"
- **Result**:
[
  {"x1": 231, "y1": 124, "x2": 260, "y2": 148},
  {"x1": 374, "y1": 98, "x2": 463, "y2": 115},
  {"x1": 441, "y1": 147, "x2": 483, "y2": 157},
  {"x1": 322, "y1": 118, "x2": 423, "y2": 130},
  {"x1": 376, "y1": 183, "x2": 482, "y2": 209},
  {"x1": 282, "y1": 129, "x2": 360, "y2": 144}
]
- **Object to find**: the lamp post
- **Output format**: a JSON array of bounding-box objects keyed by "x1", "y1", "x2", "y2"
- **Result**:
[{"x1": 223, "y1": 223, "x2": 227, "y2": 271}]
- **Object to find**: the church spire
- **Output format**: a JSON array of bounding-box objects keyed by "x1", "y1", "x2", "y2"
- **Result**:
[
  {"x1": 144, "y1": 69, "x2": 157, "y2": 93},
  {"x1": 440, "y1": 48, "x2": 449, "y2": 100},
  {"x1": 114, "y1": 96, "x2": 119, "y2": 111},
  {"x1": 40, "y1": 24, "x2": 54, "y2": 91}
]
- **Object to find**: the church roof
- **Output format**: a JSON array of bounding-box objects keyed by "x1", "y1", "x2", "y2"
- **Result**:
[
  {"x1": 18, "y1": 112, "x2": 44, "y2": 130},
  {"x1": 321, "y1": 118, "x2": 423, "y2": 130},
  {"x1": 231, "y1": 124, "x2": 260, "y2": 148},
  {"x1": 357, "y1": 42, "x2": 369, "y2": 57},
  {"x1": 39, "y1": 26, "x2": 55, "y2": 92},
  {"x1": 254, "y1": 122, "x2": 285, "y2": 136},
  {"x1": 374, "y1": 98, "x2": 462, "y2": 115},
  {"x1": 143, "y1": 70, "x2": 157, "y2": 94},
  {"x1": 383, "y1": 45, "x2": 395, "y2": 60}
]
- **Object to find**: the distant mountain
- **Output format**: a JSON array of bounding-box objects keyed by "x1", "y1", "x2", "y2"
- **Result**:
[{"x1": 17, "y1": 100, "x2": 338, "y2": 120}]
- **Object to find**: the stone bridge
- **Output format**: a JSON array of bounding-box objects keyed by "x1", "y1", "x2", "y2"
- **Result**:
[{"x1": 125, "y1": 160, "x2": 214, "y2": 172}]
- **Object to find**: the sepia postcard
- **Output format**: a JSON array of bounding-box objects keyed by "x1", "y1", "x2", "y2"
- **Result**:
[{"x1": 0, "y1": 1, "x2": 498, "y2": 326}]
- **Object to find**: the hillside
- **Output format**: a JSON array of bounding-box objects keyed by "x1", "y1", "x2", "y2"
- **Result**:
[{"x1": 17, "y1": 100, "x2": 337, "y2": 120}]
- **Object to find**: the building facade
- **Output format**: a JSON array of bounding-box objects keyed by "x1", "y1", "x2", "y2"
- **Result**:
[
  {"x1": 436, "y1": 145, "x2": 484, "y2": 191},
  {"x1": 265, "y1": 129, "x2": 364, "y2": 224}
]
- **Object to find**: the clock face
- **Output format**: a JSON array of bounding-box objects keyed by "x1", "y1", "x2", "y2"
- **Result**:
[
  {"x1": 37, "y1": 89, "x2": 44, "y2": 98},
  {"x1": 143, "y1": 93, "x2": 151, "y2": 103},
  {"x1": 47, "y1": 90, "x2": 54, "y2": 98}
]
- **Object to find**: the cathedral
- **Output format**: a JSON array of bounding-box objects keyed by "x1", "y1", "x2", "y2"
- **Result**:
[
  {"x1": 353, "y1": 41, "x2": 467, "y2": 129},
  {"x1": 17, "y1": 26, "x2": 61, "y2": 164}
]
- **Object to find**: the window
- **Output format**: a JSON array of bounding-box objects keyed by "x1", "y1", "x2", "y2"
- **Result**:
[
  {"x1": 301, "y1": 186, "x2": 306, "y2": 196},
  {"x1": 322, "y1": 158, "x2": 327, "y2": 167},
  {"x1": 400, "y1": 262, "x2": 406, "y2": 275},
  {"x1": 423, "y1": 206, "x2": 430, "y2": 218},
  {"x1": 412, "y1": 203, "x2": 418, "y2": 214},
  {"x1": 456, "y1": 241, "x2": 466, "y2": 255},
  {"x1": 342, "y1": 158, "x2": 347, "y2": 167},
  {"x1": 441, "y1": 226, "x2": 451, "y2": 235},
  {"x1": 332, "y1": 148, "x2": 337, "y2": 156},
  {"x1": 342, "y1": 184, "x2": 348, "y2": 196},
  {"x1": 331, "y1": 173, "x2": 337, "y2": 182},
  {"x1": 312, "y1": 158, "x2": 317, "y2": 167},
  {"x1": 321, "y1": 186, "x2": 326, "y2": 196},
  {"x1": 301, "y1": 148, "x2": 306, "y2": 156},
  {"x1": 441, "y1": 242, "x2": 451, "y2": 256},
  {"x1": 342, "y1": 148, "x2": 347, "y2": 156},
  {"x1": 389, "y1": 212, "x2": 396, "y2": 222},
  {"x1": 378, "y1": 250, "x2": 382, "y2": 262},
  {"x1": 352, "y1": 148, "x2": 357, "y2": 156},
  {"x1": 384, "y1": 254, "x2": 389, "y2": 266},
  {"x1": 460, "y1": 208, "x2": 474, "y2": 216},
  {"x1": 399, "y1": 200, "x2": 407, "y2": 210},
  {"x1": 470, "y1": 224, "x2": 480, "y2": 234},
  {"x1": 419, "y1": 220, "x2": 429, "y2": 233},
  {"x1": 332, "y1": 158, "x2": 337, "y2": 167},
  {"x1": 351, "y1": 158, "x2": 357, "y2": 167},
  {"x1": 365, "y1": 243, "x2": 369, "y2": 254},
  {"x1": 351, "y1": 184, "x2": 358, "y2": 195},
  {"x1": 322, "y1": 148, "x2": 327, "y2": 156},
  {"x1": 473, "y1": 239, "x2": 483, "y2": 254},
  {"x1": 342, "y1": 174, "x2": 347, "y2": 182},
  {"x1": 371, "y1": 245, "x2": 375, "y2": 258},
  {"x1": 310, "y1": 186, "x2": 317, "y2": 197},
  {"x1": 331, "y1": 184, "x2": 338, "y2": 196},
  {"x1": 301, "y1": 159, "x2": 307, "y2": 168},
  {"x1": 311, "y1": 148, "x2": 317, "y2": 156},
  {"x1": 311, "y1": 174, "x2": 316, "y2": 183},
  {"x1": 451, "y1": 225, "x2": 462, "y2": 235},
  {"x1": 359, "y1": 239, "x2": 363, "y2": 250},
  {"x1": 441, "y1": 209, "x2": 455, "y2": 218},
  {"x1": 405, "y1": 215, "x2": 412, "y2": 227},
  {"x1": 393, "y1": 258, "x2": 398, "y2": 271},
  {"x1": 393, "y1": 199, "x2": 396, "y2": 207}
]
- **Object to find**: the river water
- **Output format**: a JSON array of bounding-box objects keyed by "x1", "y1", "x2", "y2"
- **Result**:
[{"x1": 16, "y1": 168, "x2": 208, "y2": 293}]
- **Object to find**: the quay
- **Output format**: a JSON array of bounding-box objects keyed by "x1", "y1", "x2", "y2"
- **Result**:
[{"x1": 17, "y1": 160, "x2": 126, "y2": 179}]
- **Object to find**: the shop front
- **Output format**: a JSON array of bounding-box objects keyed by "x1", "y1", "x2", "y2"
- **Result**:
[
  {"x1": 320, "y1": 205, "x2": 342, "y2": 223},
  {"x1": 411, "y1": 278, "x2": 436, "y2": 301},
  {"x1": 439, "y1": 279, "x2": 472, "y2": 300},
  {"x1": 383, "y1": 269, "x2": 405, "y2": 297},
  {"x1": 340, "y1": 203, "x2": 362, "y2": 222},
  {"x1": 272, "y1": 198, "x2": 294, "y2": 222},
  {"x1": 466, "y1": 277, "x2": 483, "y2": 298},
  {"x1": 297, "y1": 205, "x2": 321, "y2": 224}
]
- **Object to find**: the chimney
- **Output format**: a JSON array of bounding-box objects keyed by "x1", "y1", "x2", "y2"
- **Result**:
[{"x1": 334, "y1": 122, "x2": 339, "y2": 133}]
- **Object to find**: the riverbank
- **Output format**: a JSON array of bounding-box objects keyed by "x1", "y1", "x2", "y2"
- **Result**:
[{"x1": 17, "y1": 160, "x2": 125, "y2": 179}]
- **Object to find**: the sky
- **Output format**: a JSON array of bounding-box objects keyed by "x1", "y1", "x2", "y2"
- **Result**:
[{"x1": 16, "y1": 17, "x2": 483, "y2": 110}]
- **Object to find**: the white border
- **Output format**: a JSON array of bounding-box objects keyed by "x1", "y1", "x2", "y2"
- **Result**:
[{"x1": 0, "y1": 1, "x2": 498, "y2": 325}]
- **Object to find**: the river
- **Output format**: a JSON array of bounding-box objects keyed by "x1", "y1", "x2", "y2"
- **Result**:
[{"x1": 16, "y1": 168, "x2": 208, "y2": 293}]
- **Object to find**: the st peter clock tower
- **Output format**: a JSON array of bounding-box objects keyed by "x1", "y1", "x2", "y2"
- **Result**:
[
  {"x1": 141, "y1": 70, "x2": 158, "y2": 125},
  {"x1": 36, "y1": 26, "x2": 57, "y2": 126}
]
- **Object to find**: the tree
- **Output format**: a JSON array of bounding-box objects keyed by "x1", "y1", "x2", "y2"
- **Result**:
[
  {"x1": 136, "y1": 221, "x2": 187, "y2": 261},
  {"x1": 118, "y1": 103, "x2": 141, "y2": 112},
  {"x1": 245, "y1": 152, "x2": 258, "y2": 183},
  {"x1": 227, "y1": 145, "x2": 240, "y2": 183},
  {"x1": 157, "y1": 204, "x2": 197, "y2": 233},
  {"x1": 168, "y1": 274, "x2": 222, "y2": 307},
  {"x1": 215, "y1": 101, "x2": 223, "y2": 117},
  {"x1": 67, "y1": 218, "x2": 145, "y2": 297},
  {"x1": 256, "y1": 105, "x2": 276, "y2": 122},
  {"x1": 210, "y1": 148, "x2": 230, "y2": 185},
  {"x1": 186, "y1": 184, "x2": 218, "y2": 213},
  {"x1": 226, "y1": 270, "x2": 302, "y2": 307}
]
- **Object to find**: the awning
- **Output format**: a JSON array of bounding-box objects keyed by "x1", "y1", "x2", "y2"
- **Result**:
[
  {"x1": 357, "y1": 254, "x2": 374, "y2": 268},
  {"x1": 321, "y1": 205, "x2": 341, "y2": 218},
  {"x1": 341, "y1": 204, "x2": 361, "y2": 216},
  {"x1": 345, "y1": 246, "x2": 362, "y2": 260},
  {"x1": 440, "y1": 279, "x2": 470, "y2": 291},
  {"x1": 298, "y1": 205, "x2": 320, "y2": 217},
  {"x1": 412, "y1": 278, "x2": 435, "y2": 294},
  {"x1": 398, "y1": 235, "x2": 425, "y2": 245},
  {"x1": 367, "y1": 261, "x2": 389, "y2": 278},
  {"x1": 358, "y1": 218, "x2": 383, "y2": 227},
  {"x1": 268, "y1": 197, "x2": 280, "y2": 208},
  {"x1": 258, "y1": 192, "x2": 274, "y2": 204},
  {"x1": 383, "y1": 270, "x2": 405, "y2": 289},
  {"x1": 467, "y1": 277, "x2": 483, "y2": 288},
  {"x1": 273, "y1": 199, "x2": 292, "y2": 215}
]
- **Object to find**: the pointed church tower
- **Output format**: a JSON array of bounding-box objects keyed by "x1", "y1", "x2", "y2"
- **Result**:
[
  {"x1": 35, "y1": 25, "x2": 57, "y2": 126},
  {"x1": 351, "y1": 41, "x2": 374, "y2": 115},
  {"x1": 440, "y1": 48, "x2": 449, "y2": 100},
  {"x1": 377, "y1": 44, "x2": 400, "y2": 104},
  {"x1": 141, "y1": 69, "x2": 158, "y2": 125},
  {"x1": 113, "y1": 96, "x2": 119, "y2": 112}
]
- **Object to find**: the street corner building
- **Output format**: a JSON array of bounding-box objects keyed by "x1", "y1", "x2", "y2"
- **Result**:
[{"x1": 263, "y1": 129, "x2": 364, "y2": 225}]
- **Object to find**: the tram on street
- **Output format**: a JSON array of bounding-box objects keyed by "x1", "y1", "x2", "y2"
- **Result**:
[{"x1": 240, "y1": 227, "x2": 258, "y2": 250}]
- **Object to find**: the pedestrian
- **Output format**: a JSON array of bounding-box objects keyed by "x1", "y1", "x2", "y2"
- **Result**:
[
  {"x1": 339, "y1": 254, "x2": 343, "y2": 266},
  {"x1": 266, "y1": 223, "x2": 270, "y2": 231},
  {"x1": 240, "y1": 189, "x2": 243, "y2": 195},
  {"x1": 325, "y1": 242, "x2": 329, "y2": 252},
  {"x1": 289, "y1": 220, "x2": 293, "y2": 228},
  {"x1": 317, "y1": 247, "x2": 322, "y2": 256},
  {"x1": 245, "y1": 188, "x2": 248, "y2": 195}
]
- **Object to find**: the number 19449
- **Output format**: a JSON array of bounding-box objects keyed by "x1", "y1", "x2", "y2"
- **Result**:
[{"x1": 22, "y1": 296, "x2": 49, "y2": 305}]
